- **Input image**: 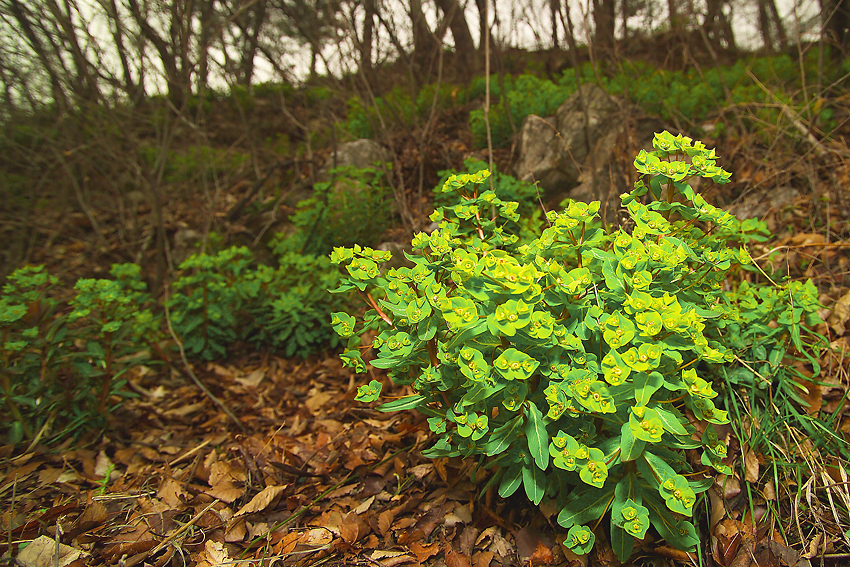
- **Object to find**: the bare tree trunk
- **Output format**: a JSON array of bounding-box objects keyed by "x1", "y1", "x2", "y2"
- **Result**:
[
  {"x1": 757, "y1": 0, "x2": 774, "y2": 50},
  {"x1": 767, "y1": 0, "x2": 787, "y2": 49},
  {"x1": 126, "y1": 0, "x2": 188, "y2": 108},
  {"x1": 197, "y1": 0, "x2": 215, "y2": 92},
  {"x1": 360, "y1": 0, "x2": 377, "y2": 81},
  {"x1": 101, "y1": 0, "x2": 144, "y2": 105},
  {"x1": 821, "y1": 0, "x2": 850, "y2": 61},
  {"x1": 409, "y1": 0, "x2": 438, "y2": 82},
  {"x1": 703, "y1": 0, "x2": 736, "y2": 49},
  {"x1": 592, "y1": 0, "x2": 616, "y2": 55},
  {"x1": 550, "y1": 0, "x2": 559, "y2": 47},
  {"x1": 45, "y1": 0, "x2": 102, "y2": 103},
  {"x1": 475, "y1": 0, "x2": 487, "y2": 50},
  {"x1": 433, "y1": 0, "x2": 477, "y2": 76},
  {"x1": 234, "y1": 0, "x2": 266, "y2": 86}
]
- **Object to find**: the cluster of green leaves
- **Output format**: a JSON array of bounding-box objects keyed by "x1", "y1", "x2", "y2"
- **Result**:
[
  {"x1": 434, "y1": 158, "x2": 544, "y2": 245},
  {"x1": 607, "y1": 54, "x2": 832, "y2": 135},
  {"x1": 168, "y1": 246, "x2": 347, "y2": 361},
  {"x1": 346, "y1": 83, "x2": 466, "y2": 139},
  {"x1": 249, "y1": 252, "x2": 347, "y2": 357},
  {"x1": 718, "y1": 278, "x2": 833, "y2": 457},
  {"x1": 168, "y1": 246, "x2": 256, "y2": 360},
  {"x1": 138, "y1": 144, "x2": 249, "y2": 185},
  {"x1": 331, "y1": 131, "x2": 823, "y2": 558},
  {"x1": 276, "y1": 166, "x2": 391, "y2": 257},
  {"x1": 1, "y1": 265, "x2": 157, "y2": 446},
  {"x1": 467, "y1": 54, "x2": 833, "y2": 148},
  {"x1": 470, "y1": 73, "x2": 581, "y2": 148}
]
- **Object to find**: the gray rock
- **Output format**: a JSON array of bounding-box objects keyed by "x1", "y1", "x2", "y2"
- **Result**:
[
  {"x1": 513, "y1": 84, "x2": 665, "y2": 224},
  {"x1": 727, "y1": 186, "x2": 800, "y2": 220},
  {"x1": 317, "y1": 139, "x2": 389, "y2": 182},
  {"x1": 172, "y1": 228, "x2": 203, "y2": 266},
  {"x1": 515, "y1": 84, "x2": 620, "y2": 194}
]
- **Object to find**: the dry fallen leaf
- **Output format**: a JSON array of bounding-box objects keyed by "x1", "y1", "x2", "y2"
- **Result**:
[
  {"x1": 828, "y1": 290, "x2": 850, "y2": 335},
  {"x1": 158, "y1": 477, "x2": 190, "y2": 508},
  {"x1": 445, "y1": 540, "x2": 472, "y2": 567},
  {"x1": 16, "y1": 535, "x2": 86, "y2": 567},
  {"x1": 744, "y1": 449, "x2": 759, "y2": 483},
  {"x1": 195, "y1": 540, "x2": 230, "y2": 567},
  {"x1": 234, "y1": 485, "x2": 286, "y2": 517},
  {"x1": 235, "y1": 369, "x2": 265, "y2": 388},
  {"x1": 409, "y1": 540, "x2": 440, "y2": 563},
  {"x1": 378, "y1": 508, "x2": 395, "y2": 536}
]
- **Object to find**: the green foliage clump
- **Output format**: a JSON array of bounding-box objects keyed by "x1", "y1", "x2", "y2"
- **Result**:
[
  {"x1": 279, "y1": 166, "x2": 391, "y2": 257},
  {"x1": 168, "y1": 245, "x2": 347, "y2": 361},
  {"x1": 139, "y1": 144, "x2": 249, "y2": 185},
  {"x1": 346, "y1": 84, "x2": 464, "y2": 139},
  {"x1": 470, "y1": 74, "x2": 577, "y2": 148},
  {"x1": 331, "y1": 132, "x2": 823, "y2": 558},
  {"x1": 434, "y1": 158, "x2": 544, "y2": 245},
  {"x1": 168, "y1": 246, "x2": 256, "y2": 361},
  {"x1": 249, "y1": 253, "x2": 345, "y2": 357},
  {"x1": 469, "y1": 54, "x2": 836, "y2": 148},
  {"x1": 1, "y1": 264, "x2": 157, "y2": 446}
]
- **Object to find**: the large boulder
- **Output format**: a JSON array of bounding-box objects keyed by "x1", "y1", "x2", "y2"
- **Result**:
[
  {"x1": 513, "y1": 84, "x2": 664, "y2": 223},
  {"x1": 316, "y1": 139, "x2": 389, "y2": 181},
  {"x1": 514, "y1": 84, "x2": 619, "y2": 193}
]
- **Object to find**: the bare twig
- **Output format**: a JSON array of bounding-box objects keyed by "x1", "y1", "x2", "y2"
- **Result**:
[{"x1": 162, "y1": 287, "x2": 246, "y2": 432}]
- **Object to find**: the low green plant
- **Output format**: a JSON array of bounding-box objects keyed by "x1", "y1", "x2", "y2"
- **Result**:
[
  {"x1": 167, "y1": 246, "x2": 255, "y2": 361},
  {"x1": 281, "y1": 166, "x2": 391, "y2": 257},
  {"x1": 435, "y1": 158, "x2": 544, "y2": 246},
  {"x1": 468, "y1": 54, "x2": 838, "y2": 148},
  {"x1": 0, "y1": 264, "x2": 155, "y2": 446},
  {"x1": 331, "y1": 132, "x2": 822, "y2": 558},
  {"x1": 249, "y1": 252, "x2": 346, "y2": 357},
  {"x1": 470, "y1": 73, "x2": 576, "y2": 148},
  {"x1": 168, "y1": 244, "x2": 348, "y2": 360}
]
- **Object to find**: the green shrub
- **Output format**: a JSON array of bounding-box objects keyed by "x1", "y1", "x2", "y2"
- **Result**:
[
  {"x1": 167, "y1": 247, "x2": 255, "y2": 361},
  {"x1": 469, "y1": 54, "x2": 838, "y2": 148},
  {"x1": 331, "y1": 132, "x2": 823, "y2": 559},
  {"x1": 0, "y1": 264, "x2": 156, "y2": 446},
  {"x1": 168, "y1": 245, "x2": 348, "y2": 360},
  {"x1": 470, "y1": 74, "x2": 577, "y2": 148},
  {"x1": 249, "y1": 253, "x2": 345, "y2": 357},
  {"x1": 138, "y1": 144, "x2": 249, "y2": 185},
  {"x1": 281, "y1": 166, "x2": 391, "y2": 257},
  {"x1": 434, "y1": 158, "x2": 544, "y2": 245}
]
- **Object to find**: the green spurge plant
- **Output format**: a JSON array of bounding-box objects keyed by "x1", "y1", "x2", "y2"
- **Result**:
[
  {"x1": 248, "y1": 252, "x2": 346, "y2": 357},
  {"x1": 68, "y1": 264, "x2": 158, "y2": 416},
  {"x1": 282, "y1": 166, "x2": 391, "y2": 257},
  {"x1": 330, "y1": 131, "x2": 802, "y2": 559},
  {"x1": 1, "y1": 264, "x2": 156, "y2": 446},
  {"x1": 168, "y1": 246, "x2": 255, "y2": 361}
]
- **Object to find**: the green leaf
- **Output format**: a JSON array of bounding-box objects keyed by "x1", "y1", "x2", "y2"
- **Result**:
[
  {"x1": 377, "y1": 394, "x2": 426, "y2": 412},
  {"x1": 633, "y1": 372, "x2": 663, "y2": 406},
  {"x1": 610, "y1": 524, "x2": 634, "y2": 563},
  {"x1": 522, "y1": 464, "x2": 546, "y2": 505},
  {"x1": 654, "y1": 406, "x2": 688, "y2": 435},
  {"x1": 524, "y1": 402, "x2": 549, "y2": 470},
  {"x1": 642, "y1": 450, "x2": 678, "y2": 486},
  {"x1": 619, "y1": 422, "x2": 645, "y2": 461},
  {"x1": 499, "y1": 464, "x2": 523, "y2": 497},
  {"x1": 486, "y1": 415, "x2": 524, "y2": 456},
  {"x1": 558, "y1": 486, "x2": 615, "y2": 528}
]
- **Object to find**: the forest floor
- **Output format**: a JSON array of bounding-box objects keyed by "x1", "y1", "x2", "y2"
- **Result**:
[{"x1": 4, "y1": 83, "x2": 850, "y2": 567}]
